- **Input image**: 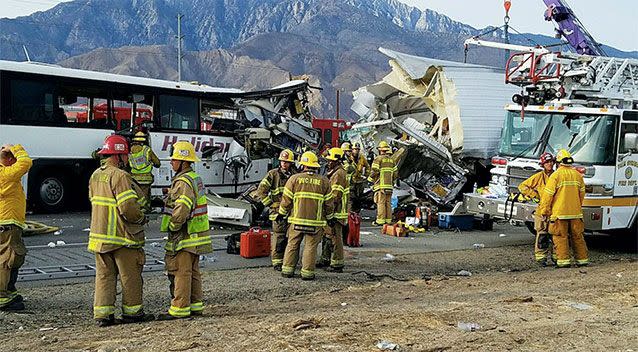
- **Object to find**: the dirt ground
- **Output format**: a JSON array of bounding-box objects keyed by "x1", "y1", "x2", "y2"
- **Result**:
[{"x1": 1, "y1": 244, "x2": 637, "y2": 352}]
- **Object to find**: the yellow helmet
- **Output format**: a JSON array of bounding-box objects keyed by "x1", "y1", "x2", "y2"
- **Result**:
[
  {"x1": 278, "y1": 149, "x2": 294, "y2": 162},
  {"x1": 171, "y1": 141, "x2": 200, "y2": 162},
  {"x1": 299, "y1": 151, "x2": 320, "y2": 168},
  {"x1": 556, "y1": 149, "x2": 573, "y2": 164},
  {"x1": 340, "y1": 142, "x2": 351, "y2": 152},
  {"x1": 352, "y1": 142, "x2": 361, "y2": 150},
  {"x1": 132, "y1": 131, "x2": 147, "y2": 143},
  {"x1": 378, "y1": 141, "x2": 390, "y2": 151},
  {"x1": 325, "y1": 147, "x2": 344, "y2": 161}
]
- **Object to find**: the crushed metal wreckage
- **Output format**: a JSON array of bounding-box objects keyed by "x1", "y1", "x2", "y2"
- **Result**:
[
  {"x1": 204, "y1": 79, "x2": 321, "y2": 226},
  {"x1": 349, "y1": 48, "x2": 519, "y2": 207}
]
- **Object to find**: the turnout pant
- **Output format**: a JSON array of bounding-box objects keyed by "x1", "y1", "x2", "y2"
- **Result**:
[
  {"x1": 533, "y1": 214, "x2": 555, "y2": 262},
  {"x1": 271, "y1": 218, "x2": 289, "y2": 267},
  {"x1": 165, "y1": 250, "x2": 203, "y2": 317},
  {"x1": 374, "y1": 190, "x2": 393, "y2": 224},
  {"x1": 0, "y1": 226, "x2": 26, "y2": 308},
  {"x1": 138, "y1": 183, "x2": 152, "y2": 212},
  {"x1": 282, "y1": 227, "x2": 323, "y2": 279},
  {"x1": 351, "y1": 181, "x2": 365, "y2": 212},
  {"x1": 93, "y1": 247, "x2": 145, "y2": 319},
  {"x1": 550, "y1": 219, "x2": 588, "y2": 267},
  {"x1": 319, "y1": 223, "x2": 345, "y2": 269}
]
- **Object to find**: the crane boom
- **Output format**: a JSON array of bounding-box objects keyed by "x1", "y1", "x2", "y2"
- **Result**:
[{"x1": 542, "y1": 0, "x2": 606, "y2": 56}]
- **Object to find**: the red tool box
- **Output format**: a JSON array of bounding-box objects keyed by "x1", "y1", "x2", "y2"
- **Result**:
[{"x1": 240, "y1": 228, "x2": 271, "y2": 259}]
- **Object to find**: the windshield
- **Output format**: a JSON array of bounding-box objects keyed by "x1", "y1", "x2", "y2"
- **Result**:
[{"x1": 499, "y1": 111, "x2": 617, "y2": 165}]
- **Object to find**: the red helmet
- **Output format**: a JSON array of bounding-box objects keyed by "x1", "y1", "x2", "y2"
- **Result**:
[
  {"x1": 98, "y1": 135, "x2": 129, "y2": 155},
  {"x1": 539, "y1": 152, "x2": 554, "y2": 165}
]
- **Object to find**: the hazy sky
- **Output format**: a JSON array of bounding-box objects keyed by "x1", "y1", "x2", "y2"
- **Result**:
[{"x1": 2, "y1": 0, "x2": 637, "y2": 51}]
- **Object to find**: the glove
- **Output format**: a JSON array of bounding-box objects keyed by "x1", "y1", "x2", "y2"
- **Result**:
[
  {"x1": 275, "y1": 213, "x2": 285, "y2": 223},
  {"x1": 327, "y1": 219, "x2": 337, "y2": 227}
]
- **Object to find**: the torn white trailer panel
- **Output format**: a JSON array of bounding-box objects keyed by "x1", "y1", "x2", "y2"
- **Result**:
[{"x1": 206, "y1": 196, "x2": 253, "y2": 228}]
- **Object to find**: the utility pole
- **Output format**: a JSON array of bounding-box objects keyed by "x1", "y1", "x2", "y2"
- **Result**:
[{"x1": 175, "y1": 13, "x2": 184, "y2": 81}]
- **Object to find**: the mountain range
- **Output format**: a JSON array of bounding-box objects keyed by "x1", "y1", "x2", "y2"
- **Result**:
[{"x1": 1, "y1": 0, "x2": 636, "y2": 116}]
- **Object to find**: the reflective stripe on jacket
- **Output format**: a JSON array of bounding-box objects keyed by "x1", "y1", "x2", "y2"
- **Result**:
[
  {"x1": 254, "y1": 168, "x2": 292, "y2": 220},
  {"x1": 129, "y1": 145, "x2": 160, "y2": 185},
  {"x1": 328, "y1": 165, "x2": 350, "y2": 223},
  {"x1": 278, "y1": 171, "x2": 334, "y2": 227},
  {"x1": 518, "y1": 171, "x2": 550, "y2": 201},
  {"x1": 538, "y1": 165, "x2": 586, "y2": 220},
  {"x1": 161, "y1": 168, "x2": 212, "y2": 254},
  {"x1": 88, "y1": 159, "x2": 146, "y2": 253},
  {"x1": 0, "y1": 145, "x2": 32, "y2": 229},
  {"x1": 368, "y1": 154, "x2": 397, "y2": 191}
]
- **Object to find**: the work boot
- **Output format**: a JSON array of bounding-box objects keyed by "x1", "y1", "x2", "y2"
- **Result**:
[
  {"x1": 536, "y1": 259, "x2": 548, "y2": 267},
  {"x1": 0, "y1": 300, "x2": 25, "y2": 312},
  {"x1": 301, "y1": 275, "x2": 315, "y2": 281},
  {"x1": 273, "y1": 264, "x2": 282, "y2": 271},
  {"x1": 121, "y1": 313, "x2": 155, "y2": 324},
  {"x1": 156, "y1": 313, "x2": 189, "y2": 321},
  {"x1": 281, "y1": 272, "x2": 294, "y2": 278},
  {"x1": 329, "y1": 266, "x2": 344, "y2": 273},
  {"x1": 96, "y1": 314, "x2": 116, "y2": 327},
  {"x1": 315, "y1": 262, "x2": 329, "y2": 269},
  {"x1": 191, "y1": 310, "x2": 203, "y2": 317}
]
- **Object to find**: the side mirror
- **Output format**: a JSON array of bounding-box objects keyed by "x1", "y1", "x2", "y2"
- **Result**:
[{"x1": 624, "y1": 133, "x2": 638, "y2": 152}]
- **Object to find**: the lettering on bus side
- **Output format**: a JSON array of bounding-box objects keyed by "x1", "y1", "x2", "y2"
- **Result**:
[
  {"x1": 297, "y1": 177, "x2": 321, "y2": 186},
  {"x1": 161, "y1": 135, "x2": 229, "y2": 154}
]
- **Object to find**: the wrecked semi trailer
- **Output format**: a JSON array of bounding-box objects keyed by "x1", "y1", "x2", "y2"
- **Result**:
[{"x1": 350, "y1": 48, "x2": 519, "y2": 206}]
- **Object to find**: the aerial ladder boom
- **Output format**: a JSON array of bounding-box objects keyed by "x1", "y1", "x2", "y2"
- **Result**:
[{"x1": 542, "y1": 0, "x2": 606, "y2": 56}]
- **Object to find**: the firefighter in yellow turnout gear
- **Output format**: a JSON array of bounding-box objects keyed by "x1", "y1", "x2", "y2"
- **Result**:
[
  {"x1": 318, "y1": 148, "x2": 349, "y2": 272},
  {"x1": 129, "y1": 131, "x2": 161, "y2": 212},
  {"x1": 368, "y1": 141, "x2": 398, "y2": 225},
  {"x1": 538, "y1": 149, "x2": 589, "y2": 268},
  {"x1": 0, "y1": 144, "x2": 32, "y2": 312},
  {"x1": 278, "y1": 151, "x2": 334, "y2": 280},
  {"x1": 159, "y1": 141, "x2": 212, "y2": 320},
  {"x1": 254, "y1": 149, "x2": 295, "y2": 270},
  {"x1": 519, "y1": 152, "x2": 555, "y2": 265},
  {"x1": 349, "y1": 142, "x2": 370, "y2": 212},
  {"x1": 88, "y1": 135, "x2": 153, "y2": 327}
]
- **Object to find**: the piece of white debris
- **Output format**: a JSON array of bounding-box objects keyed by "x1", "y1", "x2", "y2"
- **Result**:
[
  {"x1": 82, "y1": 228, "x2": 90, "y2": 232},
  {"x1": 340, "y1": 302, "x2": 347, "y2": 307},
  {"x1": 360, "y1": 231, "x2": 373, "y2": 236},
  {"x1": 376, "y1": 340, "x2": 399, "y2": 350},
  {"x1": 457, "y1": 270, "x2": 472, "y2": 277},
  {"x1": 499, "y1": 233, "x2": 507, "y2": 238},
  {"x1": 567, "y1": 302, "x2": 593, "y2": 310},
  {"x1": 55, "y1": 240, "x2": 66, "y2": 246},
  {"x1": 53, "y1": 230, "x2": 62, "y2": 235},
  {"x1": 616, "y1": 273, "x2": 623, "y2": 278},
  {"x1": 47, "y1": 242, "x2": 56, "y2": 248},
  {"x1": 382, "y1": 254, "x2": 396, "y2": 262}
]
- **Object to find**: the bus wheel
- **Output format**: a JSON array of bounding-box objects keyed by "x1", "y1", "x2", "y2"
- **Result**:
[{"x1": 35, "y1": 173, "x2": 67, "y2": 213}]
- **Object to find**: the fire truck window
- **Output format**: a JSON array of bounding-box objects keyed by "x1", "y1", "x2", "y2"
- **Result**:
[
  {"x1": 159, "y1": 95, "x2": 198, "y2": 130},
  {"x1": 619, "y1": 124, "x2": 638, "y2": 153},
  {"x1": 324, "y1": 129, "x2": 333, "y2": 146}
]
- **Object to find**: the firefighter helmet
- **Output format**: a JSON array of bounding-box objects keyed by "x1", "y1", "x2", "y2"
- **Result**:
[
  {"x1": 279, "y1": 149, "x2": 294, "y2": 162},
  {"x1": 556, "y1": 149, "x2": 574, "y2": 164},
  {"x1": 352, "y1": 142, "x2": 361, "y2": 150},
  {"x1": 132, "y1": 131, "x2": 148, "y2": 143},
  {"x1": 170, "y1": 141, "x2": 200, "y2": 162},
  {"x1": 539, "y1": 152, "x2": 555, "y2": 165},
  {"x1": 340, "y1": 142, "x2": 351, "y2": 152},
  {"x1": 299, "y1": 151, "x2": 320, "y2": 168},
  {"x1": 98, "y1": 135, "x2": 129, "y2": 155},
  {"x1": 378, "y1": 141, "x2": 390, "y2": 151},
  {"x1": 324, "y1": 147, "x2": 344, "y2": 161}
]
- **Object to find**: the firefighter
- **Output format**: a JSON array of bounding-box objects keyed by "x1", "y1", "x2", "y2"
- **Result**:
[
  {"x1": 254, "y1": 149, "x2": 295, "y2": 271},
  {"x1": 277, "y1": 151, "x2": 334, "y2": 280},
  {"x1": 368, "y1": 141, "x2": 398, "y2": 226},
  {"x1": 318, "y1": 148, "x2": 349, "y2": 272},
  {"x1": 88, "y1": 135, "x2": 153, "y2": 327},
  {"x1": 538, "y1": 149, "x2": 589, "y2": 268},
  {"x1": 0, "y1": 144, "x2": 32, "y2": 312},
  {"x1": 350, "y1": 142, "x2": 370, "y2": 212},
  {"x1": 159, "y1": 141, "x2": 212, "y2": 319},
  {"x1": 519, "y1": 152, "x2": 556, "y2": 266},
  {"x1": 341, "y1": 142, "x2": 355, "y2": 186},
  {"x1": 129, "y1": 131, "x2": 161, "y2": 212}
]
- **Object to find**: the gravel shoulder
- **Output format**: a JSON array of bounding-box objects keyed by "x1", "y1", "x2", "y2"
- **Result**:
[{"x1": 1, "y1": 245, "x2": 636, "y2": 352}]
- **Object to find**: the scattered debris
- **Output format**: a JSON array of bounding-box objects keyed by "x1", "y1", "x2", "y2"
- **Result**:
[
  {"x1": 340, "y1": 303, "x2": 348, "y2": 307},
  {"x1": 504, "y1": 296, "x2": 534, "y2": 303},
  {"x1": 376, "y1": 340, "x2": 399, "y2": 350},
  {"x1": 457, "y1": 322, "x2": 481, "y2": 332},
  {"x1": 567, "y1": 302, "x2": 593, "y2": 310},
  {"x1": 47, "y1": 242, "x2": 56, "y2": 248},
  {"x1": 150, "y1": 242, "x2": 162, "y2": 248},
  {"x1": 360, "y1": 231, "x2": 373, "y2": 236},
  {"x1": 383, "y1": 254, "x2": 396, "y2": 262},
  {"x1": 499, "y1": 234, "x2": 507, "y2": 238},
  {"x1": 292, "y1": 318, "x2": 322, "y2": 331},
  {"x1": 38, "y1": 327, "x2": 57, "y2": 331},
  {"x1": 472, "y1": 243, "x2": 485, "y2": 249},
  {"x1": 456, "y1": 270, "x2": 472, "y2": 277},
  {"x1": 616, "y1": 273, "x2": 623, "y2": 278},
  {"x1": 53, "y1": 230, "x2": 62, "y2": 235},
  {"x1": 82, "y1": 228, "x2": 90, "y2": 232},
  {"x1": 352, "y1": 271, "x2": 409, "y2": 282},
  {"x1": 55, "y1": 240, "x2": 66, "y2": 246}
]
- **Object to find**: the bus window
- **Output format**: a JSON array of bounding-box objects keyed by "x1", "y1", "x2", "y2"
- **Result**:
[
  {"x1": 201, "y1": 100, "x2": 240, "y2": 132},
  {"x1": 7, "y1": 79, "x2": 58, "y2": 124},
  {"x1": 159, "y1": 95, "x2": 198, "y2": 130},
  {"x1": 58, "y1": 85, "x2": 112, "y2": 128}
]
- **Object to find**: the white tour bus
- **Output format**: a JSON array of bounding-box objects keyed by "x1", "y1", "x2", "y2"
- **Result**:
[{"x1": 0, "y1": 60, "x2": 270, "y2": 212}]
